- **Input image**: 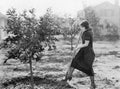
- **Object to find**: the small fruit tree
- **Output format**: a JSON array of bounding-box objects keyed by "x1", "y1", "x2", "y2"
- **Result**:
[{"x1": 2, "y1": 8, "x2": 57, "y2": 89}]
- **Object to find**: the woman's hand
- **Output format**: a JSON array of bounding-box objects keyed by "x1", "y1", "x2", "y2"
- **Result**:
[
  {"x1": 76, "y1": 45, "x2": 82, "y2": 50},
  {"x1": 73, "y1": 46, "x2": 81, "y2": 55}
]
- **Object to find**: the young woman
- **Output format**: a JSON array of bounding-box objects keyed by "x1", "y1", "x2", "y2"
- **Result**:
[{"x1": 63, "y1": 21, "x2": 96, "y2": 89}]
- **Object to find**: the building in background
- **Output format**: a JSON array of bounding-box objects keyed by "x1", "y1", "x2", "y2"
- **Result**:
[
  {"x1": 93, "y1": 0, "x2": 120, "y2": 27},
  {"x1": 77, "y1": 0, "x2": 120, "y2": 36},
  {"x1": 0, "y1": 12, "x2": 7, "y2": 41},
  {"x1": 78, "y1": 0, "x2": 120, "y2": 27}
]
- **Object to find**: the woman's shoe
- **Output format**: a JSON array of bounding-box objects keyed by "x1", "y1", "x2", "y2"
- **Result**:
[
  {"x1": 62, "y1": 76, "x2": 72, "y2": 81},
  {"x1": 67, "y1": 76, "x2": 72, "y2": 81}
]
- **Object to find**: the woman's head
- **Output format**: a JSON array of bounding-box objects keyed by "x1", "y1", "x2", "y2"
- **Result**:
[{"x1": 80, "y1": 21, "x2": 89, "y2": 32}]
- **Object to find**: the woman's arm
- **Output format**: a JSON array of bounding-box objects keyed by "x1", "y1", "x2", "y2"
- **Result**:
[
  {"x1": 77, "y1": 40, "x2": 89, "y2": 49},
  {"x1": 74, "y1": 31, "x2": 82, "y2": 48},
  {"x1": 73, "y1": 31, "x2": 82, "y2": 55}
]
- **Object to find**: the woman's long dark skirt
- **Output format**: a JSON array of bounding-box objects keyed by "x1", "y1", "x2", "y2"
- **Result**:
[{"x1": 70, "y1": 47, "x2": 95, "y2": 76}]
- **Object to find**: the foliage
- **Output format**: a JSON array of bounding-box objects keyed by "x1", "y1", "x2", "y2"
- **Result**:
[
  {"x1": 2, "y1": 8, "x2": 58, "y2": 63},
  {"x1": 84, "y1": 7, "x2": 99, "y2": 26},
  {"x1": 3, "y1": 9, "x2": 43, "y2": 63},
  {"x1": 60, "y1": 17, "x2": 80, "y2": 50},
  {"x1": 102, "y1": 22, "x2": 119, "y2": 41},
  {"x1": 84, "y1": 7, "x2": 100, "y2": 38}
]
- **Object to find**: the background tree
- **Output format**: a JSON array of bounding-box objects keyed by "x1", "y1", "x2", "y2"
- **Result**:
[
  {"x1": 67, "y1": 18, "x2": 80, "y2": 50},
  {"x1": 84, "y1": 6, "x2": 100, "y2": 39},
  {"x1": 104, "y1": 21, "x2": 119, "y2": 41},
  {"x1": 60, "y1": 17, "x2": 80, "y2": 50},
  {"x1": 40, "y1": 8, "x2": 59, "y2": 50}
]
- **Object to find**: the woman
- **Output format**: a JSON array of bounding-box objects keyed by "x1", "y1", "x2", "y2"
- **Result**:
[{"x1": 63, "y1": 21, "x2": 96, "y2": 89}]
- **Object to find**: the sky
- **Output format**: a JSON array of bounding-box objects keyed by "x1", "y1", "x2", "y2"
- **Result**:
[{"x1": 0, "y1": 0, "x2": 117, "y2": 17}]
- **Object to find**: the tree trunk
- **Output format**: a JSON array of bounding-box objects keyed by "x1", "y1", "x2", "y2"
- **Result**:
[
  {"x1": 29, "y1": 58, "x2": 34, "y2": 89},
  {"x1": 71, "y1": 35, "x2": 73, "y2": 50}
]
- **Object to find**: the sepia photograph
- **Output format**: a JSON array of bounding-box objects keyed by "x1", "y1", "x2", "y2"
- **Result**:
[{"x1": 0, "y1": 0, "x2": 120, "y2": 89}]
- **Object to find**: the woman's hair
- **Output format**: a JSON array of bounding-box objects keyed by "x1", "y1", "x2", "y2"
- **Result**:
[{"x1": 80, "y1": 21, "x2": 89, "y2": 29}]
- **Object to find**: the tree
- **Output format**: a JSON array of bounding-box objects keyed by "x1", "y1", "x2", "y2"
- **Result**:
[
  {"x1": 68, "y1": 18, "x2": 80, "y2": 50},
  {"x1": 104, "y1": 21, "x2": 119, "y2": 41},
  {"x1": 60, "y1": 17, "x2": 80, "y2": 50},
  {"x1": 2, "y1": 8, "x2": 57, "y2": 89},
  {"x1": 39, "y1": 8, "x2": 58, "y2": 50},
  {"x1": 84, "y1": 7, "x2": 100, "y2": 38}
]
